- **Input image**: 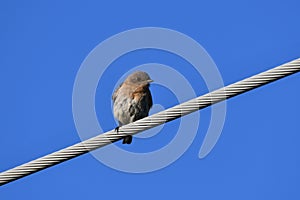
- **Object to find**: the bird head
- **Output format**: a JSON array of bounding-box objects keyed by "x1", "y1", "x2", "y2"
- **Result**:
[{"x1": 125, "y1": 71, "x2": 153, "y2": 85}]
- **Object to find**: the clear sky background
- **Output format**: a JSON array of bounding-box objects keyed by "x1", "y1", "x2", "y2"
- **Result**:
[{"x1": 1, "y1": 1, "x2": 300, "y2": 199}]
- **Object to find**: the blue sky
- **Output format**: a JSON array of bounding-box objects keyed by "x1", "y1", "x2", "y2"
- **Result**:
[{"x1": 1, "y1": 1, "x2": 300, "y2": 199}]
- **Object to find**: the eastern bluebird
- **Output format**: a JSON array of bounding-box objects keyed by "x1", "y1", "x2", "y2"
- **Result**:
[{"x1": 112, "y1": 71, "x2": 153, "y2": 144}]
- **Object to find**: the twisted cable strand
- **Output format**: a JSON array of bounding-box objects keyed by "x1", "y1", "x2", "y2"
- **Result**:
[{"x1": 0, "y1": 58, "x2": 299, "y2": 186}]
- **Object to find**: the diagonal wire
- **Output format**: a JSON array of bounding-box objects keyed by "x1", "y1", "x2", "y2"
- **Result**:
[{"x1": 0, "y1": 58, "x2": 299, "y2": 186}]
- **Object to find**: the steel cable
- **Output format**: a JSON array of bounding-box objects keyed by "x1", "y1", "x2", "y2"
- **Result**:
[{"x1": 0, "y1": 58, "x2": 299, "y2": 186}]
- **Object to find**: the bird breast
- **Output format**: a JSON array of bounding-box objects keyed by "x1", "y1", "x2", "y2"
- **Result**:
[{"x1": 113, "y1": 85, "x2": 151, "y2": 126}]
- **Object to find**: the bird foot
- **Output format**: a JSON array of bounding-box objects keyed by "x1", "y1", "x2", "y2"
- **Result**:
[
  {"x1": 115, "y1": 126, "x2": 132, "y2": 144},
  {"x1": 114, "y1": 126, "x2": 120, "y2": 133}
]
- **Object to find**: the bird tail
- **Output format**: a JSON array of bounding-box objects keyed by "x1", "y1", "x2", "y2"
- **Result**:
[{"x1": 122, "y1": 135, "x2": 132, "y2": 144}]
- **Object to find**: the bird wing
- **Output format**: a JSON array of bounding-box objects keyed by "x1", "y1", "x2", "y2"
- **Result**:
[{"x1": 112, "y1": 82, "x2": 123, "y2": 103}]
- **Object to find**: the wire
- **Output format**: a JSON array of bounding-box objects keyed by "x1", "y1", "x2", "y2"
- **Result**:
[{"x1": 0, "y1": 58, "x2": 299, "y2": 186}]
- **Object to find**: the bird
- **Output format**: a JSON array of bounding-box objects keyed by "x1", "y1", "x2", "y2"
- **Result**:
[{"x1": 112, "y1": 71, "x2": 153, "y2": 144}]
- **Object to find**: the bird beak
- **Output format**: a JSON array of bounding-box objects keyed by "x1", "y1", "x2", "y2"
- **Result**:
[{"x1": 141, "y1": 79, "x2": 153, "y2": 85}]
